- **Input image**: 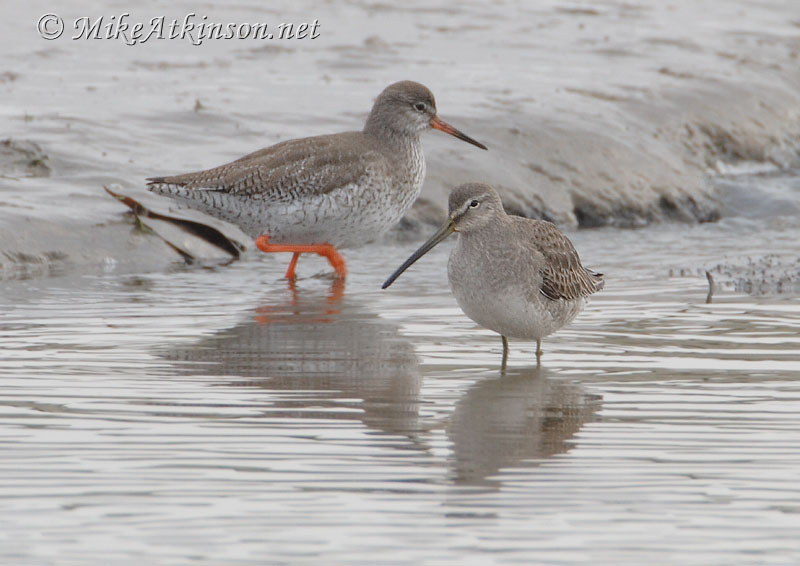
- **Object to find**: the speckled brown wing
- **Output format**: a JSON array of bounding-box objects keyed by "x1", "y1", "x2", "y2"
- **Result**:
[
  {"x1": 512, "y1": 217, "x2": 604, "y2": 301},
  {"x1": 147, "y1": 132, "x2": 391, "y2": 203}
]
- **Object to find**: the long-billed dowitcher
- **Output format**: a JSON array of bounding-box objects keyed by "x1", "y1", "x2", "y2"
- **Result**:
[
  {"x1": 382, "y1": 183, "x2": 603, "y2": 368},
  {"x1": 147, "y1": 81, "x2": 487, "y2": 279}
]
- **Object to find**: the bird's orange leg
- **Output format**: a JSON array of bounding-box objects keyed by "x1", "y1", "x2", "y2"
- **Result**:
[
  {"x1": 285, "y1": 252, "x2": 301, "y2": 280},
  {"x1": 255, "y1": 235, "x2": 347, "y2": 279}
]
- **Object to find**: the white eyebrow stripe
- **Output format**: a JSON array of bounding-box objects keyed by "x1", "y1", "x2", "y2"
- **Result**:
[{"x1": 452, "y1": 192, "x2": 491, "y2": 220}]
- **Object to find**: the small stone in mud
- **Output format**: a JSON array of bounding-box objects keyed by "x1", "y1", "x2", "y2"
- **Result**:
[{"x1": 0, "y1": 139, "x2": 50, "y2": 178}]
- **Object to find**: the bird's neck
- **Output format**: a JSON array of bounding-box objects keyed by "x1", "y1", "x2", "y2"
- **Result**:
[
  {"x1": 365, "y1": 123, "x2": 423, "y2": 165},
  {"x1": 363, "y1": 116, "x2": 421, "y2": 148}
]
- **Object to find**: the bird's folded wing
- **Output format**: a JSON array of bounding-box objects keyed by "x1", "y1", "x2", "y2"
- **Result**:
[
  {"x1": 513, "y1": 218, "x2": 604, "y2": 301},
  {"x1": 146, "y1": 132, "x2": 390, "y2": 202}
]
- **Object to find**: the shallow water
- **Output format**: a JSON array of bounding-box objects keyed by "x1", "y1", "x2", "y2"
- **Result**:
[{"x1": 2, "y1": 178, "x2": 800, "y2": 564}]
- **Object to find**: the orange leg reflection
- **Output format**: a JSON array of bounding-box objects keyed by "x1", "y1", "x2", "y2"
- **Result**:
[{"x1": 254, "y1": 277, "x2": 345, "y2": 325}]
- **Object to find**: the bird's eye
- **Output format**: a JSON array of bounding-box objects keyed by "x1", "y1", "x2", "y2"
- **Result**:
[
  {"x1": 413, "y1": 102, "x2": 426, "y2": 112},
  {"x1": 469, "y1": 200, "x2": 480, "y2": 208}
]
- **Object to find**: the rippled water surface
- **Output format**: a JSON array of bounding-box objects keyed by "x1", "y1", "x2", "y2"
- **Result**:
[{"x1": 2, "y1": 192, "x2": 800, "y2": 564}]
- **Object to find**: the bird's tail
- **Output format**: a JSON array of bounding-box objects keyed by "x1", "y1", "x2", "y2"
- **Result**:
[{"x1": 588, "y1": 269, "x2": 605, "y2": 292}]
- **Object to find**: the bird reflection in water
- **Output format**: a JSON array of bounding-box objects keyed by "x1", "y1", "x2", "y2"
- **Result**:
[
  {"x1": 446, "y1": 364, "x2": 600, "y2": 488},
  {"x1": 160, "y1": 279, "x2": 599, "y2": 482},
  {"x1": 162, "y1": 279, "x2": 425, "y2": 443}
]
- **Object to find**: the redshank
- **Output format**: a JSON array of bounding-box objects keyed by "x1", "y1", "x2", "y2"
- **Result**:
[
  {"x1": 147, "y1": 81, "x2": 487, "y2": 279},
  {"x1": 382, "y1": 183, "x2": 604, "y2": 369}
]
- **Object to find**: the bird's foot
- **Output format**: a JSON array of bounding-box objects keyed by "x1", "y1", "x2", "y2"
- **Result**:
[{"x1": 255, "y1": 235, "x2": 347, "y2": 279}]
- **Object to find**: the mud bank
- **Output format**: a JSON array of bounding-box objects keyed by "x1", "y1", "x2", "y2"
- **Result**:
[
  {"x1": 0, "y1": 0, "x2": 798, "y2": 274},
  {"x1": 412, "y1": 79, "x2": 800, "y2": 231}
]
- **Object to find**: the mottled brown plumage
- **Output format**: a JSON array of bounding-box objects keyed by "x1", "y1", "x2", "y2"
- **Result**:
[
  {"x1": 522, "y1": 218, "x2": 603, "y2": 302},
  {"x1": 148, "y1": 133, "x2": 390, "y2": 201}
]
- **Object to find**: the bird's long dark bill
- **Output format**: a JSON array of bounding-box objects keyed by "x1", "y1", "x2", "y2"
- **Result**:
[
  {"x1": 430, "y1": 116, "x2": 487, "y2": 150},
  {"x1": 381, "y1": 221, "x2": 455, "y2": 289}
]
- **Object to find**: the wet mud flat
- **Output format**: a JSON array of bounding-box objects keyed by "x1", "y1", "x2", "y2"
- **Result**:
[{"x1": 1, "y1": 1, "x2": 800, "y2": 275}]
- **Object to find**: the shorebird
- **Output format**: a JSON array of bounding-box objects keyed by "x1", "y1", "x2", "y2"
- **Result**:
[
  {"x1": 147, "y1": 81, "x2": 487, "y2": 279},
  {"x1": 382, "y1": 183, "x2": 604, "y2": 369}
]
